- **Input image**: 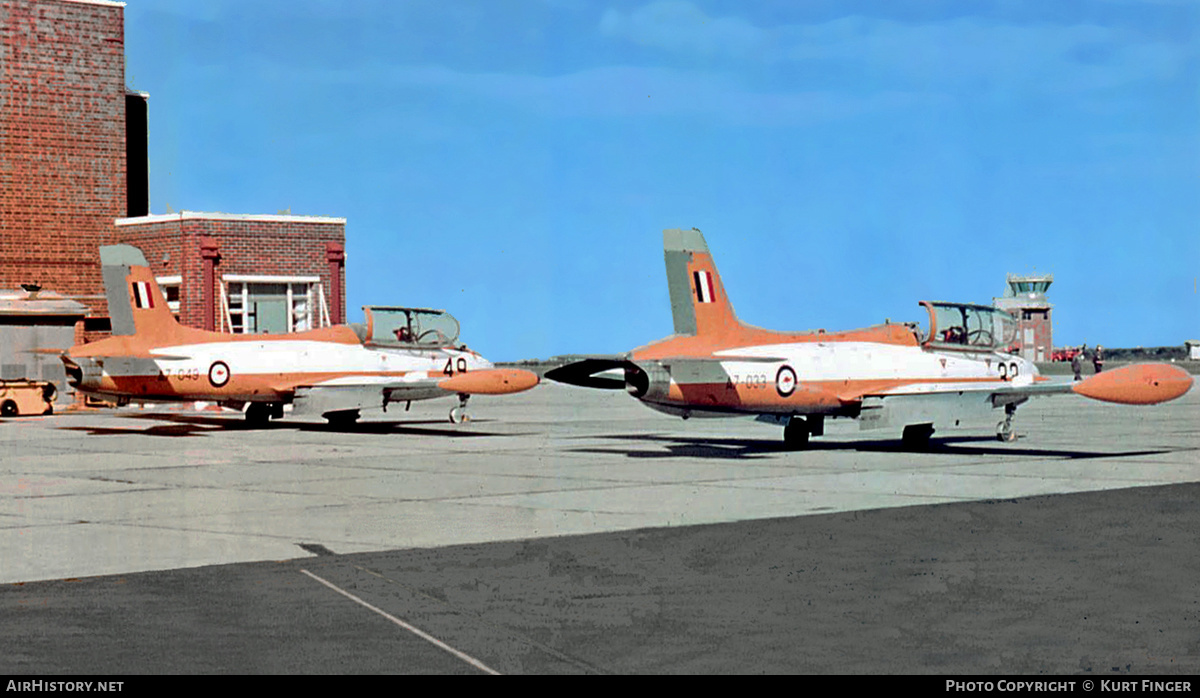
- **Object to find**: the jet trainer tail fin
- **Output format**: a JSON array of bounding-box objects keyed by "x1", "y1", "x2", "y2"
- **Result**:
[
  {"x1": 663, "y1": 228, "x2": 742, "y2": 338},
  {"x1": 100, "y1": 245, "x2": 181, "y2": 339}
]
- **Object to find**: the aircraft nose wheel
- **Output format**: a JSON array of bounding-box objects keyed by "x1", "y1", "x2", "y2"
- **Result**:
[{"x1": 449, "y1": 393, "x2": 471, "y2": 424}]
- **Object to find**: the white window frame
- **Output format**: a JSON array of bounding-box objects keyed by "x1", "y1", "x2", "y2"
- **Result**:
[
  {"x1": 220, "y1": 275, "x2": 327, "y2": 334},
  {"x1": 155, "y1": 275, "x2": 182, "y2": 317}
]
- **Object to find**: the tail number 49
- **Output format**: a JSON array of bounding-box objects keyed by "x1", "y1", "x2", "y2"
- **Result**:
[
  {"x1": 998, "y1": 362, "x2": 1019, "y2": 381},
  {"x1": 443, "y1": 357, "x2": 469, "y2": 376}
]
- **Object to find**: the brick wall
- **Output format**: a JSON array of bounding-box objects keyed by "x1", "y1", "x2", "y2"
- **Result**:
[
  {"x1": 115, "y1": 213, "x2": 346, "y2": 330},
  {"x1": 3, "y1": 1, "x2": 350, "y2": 341},
  {"x1": 0, "y1": 0, "x2": 126, "y2": 316},
  {"x1": 1026, "y1": 309, "x2": 1053, "y2": 361}
]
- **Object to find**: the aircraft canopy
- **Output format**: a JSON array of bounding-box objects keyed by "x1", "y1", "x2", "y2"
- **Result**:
[
  {"x1": 919, "y1": 301, "x2": 1018, "y2": 352},
  {"x1": 363, "y1": 306, "x2": 461, "y2": 348}
]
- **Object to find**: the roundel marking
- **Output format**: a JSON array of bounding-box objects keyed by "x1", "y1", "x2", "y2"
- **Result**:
[
  {"x1": 208, "y1": 361, "x2": 231, "y2": 388},
  {"x1": 775, "y1": 365, "x2": 797, "y2": 398}
]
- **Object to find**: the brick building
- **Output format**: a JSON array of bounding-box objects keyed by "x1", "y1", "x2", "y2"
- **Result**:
[
  {"x1": 1, "y1": 0, "x2": 348, "y2": 393},
  {"x1": 115, "y1": 212, "x2": 346, "y2": 333},
  {"x1": 1, "y1": 0, "x2": 130, "y2": 317}
]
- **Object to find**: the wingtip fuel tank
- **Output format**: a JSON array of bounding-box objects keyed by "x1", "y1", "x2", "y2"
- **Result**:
[
  {"x1": 437, "y1": 368, "x2": 540, "y2": 395},
  {"x1": 1072, "y1": 363, "x2": 1193, "y2": 405}
]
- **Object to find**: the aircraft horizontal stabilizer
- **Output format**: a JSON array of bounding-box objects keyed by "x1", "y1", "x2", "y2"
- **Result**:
[{"x1": 1071, "y1": 363, "x2": 1193, "y2": 405}]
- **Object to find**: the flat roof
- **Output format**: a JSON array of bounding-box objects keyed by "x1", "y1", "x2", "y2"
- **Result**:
[
  {"x1": 59, "y1": 0, "x2": 126, "y2": 8},
  {"x1": 117, "y1": 211, "x2": 347, "y2": 226},
  {"x1": 0, "y1": 291, "x2": 88, "y2": 317}
]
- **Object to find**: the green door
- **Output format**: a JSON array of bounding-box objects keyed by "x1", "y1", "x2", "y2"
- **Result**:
[{"x1": 251, "y1": 298, "x2": 287, "y2": 334}]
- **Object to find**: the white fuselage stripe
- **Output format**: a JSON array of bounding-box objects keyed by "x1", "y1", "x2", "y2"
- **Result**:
[
  {"x1": 119, "y1": 341, "x2": 491, "y2": 378},
  {"x1": 708, "y1": 342, "x2": 1034, "y2": 384}
]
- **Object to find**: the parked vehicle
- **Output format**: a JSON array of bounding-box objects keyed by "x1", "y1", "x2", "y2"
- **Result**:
[
  {"x1": 1051, "y1": 347, "x2": 1082, "y2": 362},
  {"x1": 0, "y1": 379, "x2": 56, "y2": 416}
]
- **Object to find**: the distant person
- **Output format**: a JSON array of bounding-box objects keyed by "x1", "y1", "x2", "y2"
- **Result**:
[
  {"x1": 1093, "y1": 345, "x2": 1104, "y2": 374},
  {"x1": 1071, "y1": 350, "x2": 1084, "y2": 381}
]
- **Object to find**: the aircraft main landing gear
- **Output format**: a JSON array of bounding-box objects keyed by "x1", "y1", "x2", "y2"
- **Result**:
[
  {"x1": 783, "y1": 416, "x2": 809, "y2": 450},
  {"x1": 449, "y1": 393, "x2": 470, "y2": 424},
  {"x1": 245, "y1": 402, "x2": 282, "y2": 426},
  {"x1": 324, "y1": 409, "x2": 361, "y2": 427},
  {"x1": 901, "y1": 423, "x2": 935, "y2": 450},
  {"x1": 996, "y1": 403, "x2": 1018, "y2": 442}
]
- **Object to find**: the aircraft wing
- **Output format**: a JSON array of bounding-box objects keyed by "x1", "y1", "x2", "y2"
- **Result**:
[
  {"x1": 858, "y1": 363, "x2": 1192, "y2": 407},
  {"x1": 828, "y1": 364, "x2": 1191, "y2": 436},
  {"x1": 290, "y1": 368, "x2": 539, "y2": 417}
]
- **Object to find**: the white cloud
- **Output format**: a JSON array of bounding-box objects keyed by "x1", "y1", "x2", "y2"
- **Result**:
[
  {"x1": 598, "y1": 2, "x2": 1194, "y2": 94},
  {"x1": 599, "y1": 0, "x2": 768, "y2": 58},
  {"x1": 224, "y1": 2, "x2": 1194, "y2": 130},
  {"x1": 782, "y1": 16, "x2": 1190, "y2": 93},
  {"x1": 365, "y1": 63, "x2": 942, "y2": 126}
]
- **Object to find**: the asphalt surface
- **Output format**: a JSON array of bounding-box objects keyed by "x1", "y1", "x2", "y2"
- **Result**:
[{"x1": 1, "y1": 383, "x2": 1197, "y2": 674}]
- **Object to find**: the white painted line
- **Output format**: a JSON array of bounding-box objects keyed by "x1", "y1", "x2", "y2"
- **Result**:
[{"x1": 300, "y1": 568, "x2": 501, "y2": 675}]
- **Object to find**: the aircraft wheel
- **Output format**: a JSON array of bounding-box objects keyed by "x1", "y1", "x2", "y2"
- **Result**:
[
  {"x1": 901, "y1": 424, "x2": 935, "y2": 450},
  {"x1": 1, "y1": 400, "x2": 17, "y2": 417},
  {"x1": 996, "y1": 423, "x2": 1017, "y2": 442},
  {"x1": 783, "y1": 417, "x2": 809, "y2": 450},
  {"x1": 324, "y1": 409, "x2": 360, "y2": 427},
  {"x1": 449, "y1": 407, "x2": 471, "y2": 424},
  {"x1": 245, "y1": 403, "x2": 271, "y2": 426}
]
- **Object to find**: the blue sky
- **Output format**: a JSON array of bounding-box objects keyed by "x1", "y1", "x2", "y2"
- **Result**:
[{"x1": 123, "y1": 0, "x2": 1199, "y2": 360}]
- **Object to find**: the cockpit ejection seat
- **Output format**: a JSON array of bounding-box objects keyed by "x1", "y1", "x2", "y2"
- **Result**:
[{"x1": 917, "y1": 301, "x2": 1019, "y2": 353}]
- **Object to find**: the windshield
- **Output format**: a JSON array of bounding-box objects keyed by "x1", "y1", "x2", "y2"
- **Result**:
[
  {"x1": 920, "y1": 301, "x2": 1018, "y2": 352},
  {"x1": 364, "y1": 306, "x2": 460, "y2": 348}
]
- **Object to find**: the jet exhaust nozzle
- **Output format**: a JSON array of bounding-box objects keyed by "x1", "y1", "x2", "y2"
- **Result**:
[
  {"x1": 61, "y1": 356, "x2": 83, "y2": 387},
  {"x1": 625, "y1": 364, "x2": 649, "y2": 398}
]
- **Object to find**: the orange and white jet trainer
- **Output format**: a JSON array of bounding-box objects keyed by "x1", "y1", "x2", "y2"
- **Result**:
[
  {"x1": 63, "y1": 245, "x2": 538, "y2": 424},
  {"x1": 546, "y1": 229, "x2": 1193, "y2": 448}
]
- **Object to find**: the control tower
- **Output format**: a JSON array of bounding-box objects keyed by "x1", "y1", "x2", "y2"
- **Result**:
[{"x1": 994, "y1": 274, "x2": 1053, "y2": 362}]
